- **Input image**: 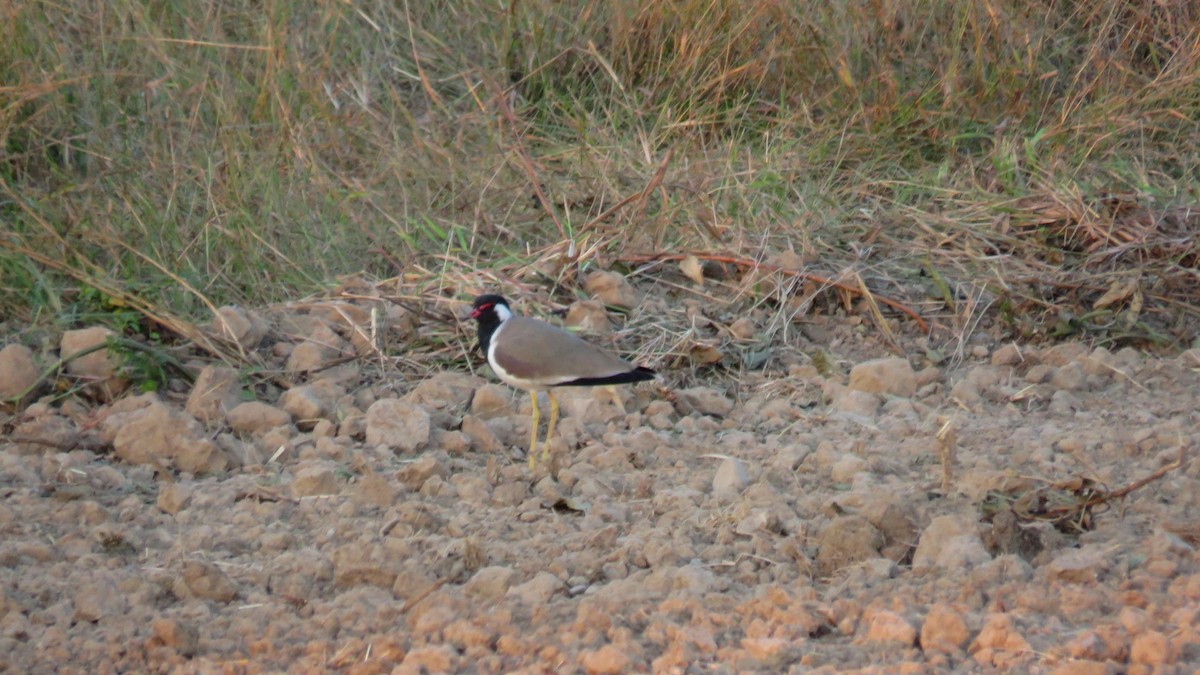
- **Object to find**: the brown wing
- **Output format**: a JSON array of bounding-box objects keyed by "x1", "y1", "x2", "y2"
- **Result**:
[{"x1": 491, "y1": 317, "x2": 637, "y2": 387}]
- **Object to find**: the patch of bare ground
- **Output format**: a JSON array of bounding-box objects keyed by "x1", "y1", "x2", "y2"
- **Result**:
[{"x1": 2, "y1": 274, "x2": 1199, "y2": 673}]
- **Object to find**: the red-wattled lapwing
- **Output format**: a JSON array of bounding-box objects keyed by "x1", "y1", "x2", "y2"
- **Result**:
[{"x1": 468, "y1": 294, "x2": 656, "y2": 469}]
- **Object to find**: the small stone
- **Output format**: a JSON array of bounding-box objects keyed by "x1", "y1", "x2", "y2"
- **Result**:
[
  {"x1": 11, "y1": 415, "x2": 79, "y2": 454},
  {"x1": 333, "y1": 541, "x2": 402, "y2": 589},
  {"x1": 352, "y1": 473, "x2": 395, "y2": 508},
  {"x1": 507, "y1": 572, "x2": 564, "y2": 605},
  {"x1": 1130, "y1": 630, "x2": 1174, "y2": 665},
  {"x1": 60, "y1": 326, "x2": 129, "y2": 400},
  {"x1": 185, "y1": 365, "x2": 242, "y2": 425},
  {"x1": 280, "y1": 382, "x2": 343, "y2": 422},
  {"x1": 580, "y1": 644, "x2": 631, "y2": 675},
  {"x1": 113, "y1": 401, "x2": 228, "y2": 474},
  {"x1": 862, "y1": 609, "x2": 917, "y2": 645},
  {"x1": 460, "y1": 414, "x2": 503, "y2": 453},
  {"x1": 828, "y1": 386, "x2": 882, "y2": 418},
  {"x1": 1043, "y1": 544, "x2": 1109, "y2": 584},
  {"x1": 150, "y1": 618, "x2": 200, "y2": 657},
  {"x1": 991, "y1": 343, "x2": 1025, "y2": 367},
  {"x1": 292, "y1": 462, "x2": 340, "y2": 497},
  {"x1": 676, "y1": 386, "x2": 734, "y2": 417},
  {"x1": 396, "y1": 456, "x2": 447, "y2": 491},
  {"x1": 405, "y1": 372, "x2": 480, "y2": 410},
  {"x1": 1049, "y1": 362, "x2": 1086, "y2": 391},
  {"x1": 816, "y1": 516, "x2": 885, "y2": 576},
  {"x1": 829, "y1": 454, "x2": 868, "y2": 483},
  {"x1": 399, "y1": 645, "x2": 458, "y2": 673},
  {"x1": 211, "y1": 305, "x2": 268, "y2": 349},
  {"x1": 920, "y1": 603, "x2": 970, "y2": 653},
  {"x1": 848, "y1": 357, "x2": 916, "y2": 397},
  {"x1": 73, "y1": 573, "x2": 127, "y2": 622},
  {"x1": 583, "y1": 271, "x2": 638, "y2": 309},
  {"x1": 469, "y1": 385, "x2": 513, "y2": 420},
  {"x1": 286, "y1": 339, "x2": 340, "y2": 374},
  {"x1": 183, "y1": 560, "x2": 238, "y2": 602},
  {"x1": 970, "y1": 613, "x2": 1030, "y2": 660},
  {"x1": 0, "y1": 343, "x2": 39, "y2": 400},
  {"x1": 226, "y1": 402, "x2": 292, "y2": 435},
  {"x1": 712, "y1": 457, "x2": 749, "y2": 502},
  {"x1": 463, "y1": 566, "x2": 517, "y2": 601},
  {"x1": 912, "y1": 515, "x2": 990, "y2": 573},
  {"x1": 156, "y1": 483, "x2": 193, "y2": 515},
  {"x1": 741, "y1": 637, "x2": 789, "y2": 662},
  {"x1": 366, "y1": 399, "x2": 431, "y2": 453},
  {"x1": 564, "y1": 300, "x2": 612, "y2": 336}
]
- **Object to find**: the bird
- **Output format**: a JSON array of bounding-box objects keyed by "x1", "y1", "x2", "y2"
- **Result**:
[{"x1": 467, "y1": 293, "x2": 656, "y2": 469}]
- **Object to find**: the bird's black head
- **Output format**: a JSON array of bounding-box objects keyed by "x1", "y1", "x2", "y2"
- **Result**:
[
  {"x1": 467, "y1": 294, "x2": 511, "y2": 353},
  {"x1": 468, "y1": 294, "x2": 510, "y2": 321}
]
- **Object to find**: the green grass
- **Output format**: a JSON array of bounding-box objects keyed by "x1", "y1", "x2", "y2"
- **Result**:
[{"x1": 2, "y1": 0, "x2": 1198, "y2": 346}]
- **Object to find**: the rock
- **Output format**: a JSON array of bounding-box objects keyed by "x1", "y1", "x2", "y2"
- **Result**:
[
  {"x1": 970, "y1": 613, "x2": 1030, "y2": 663},
  {"x1": 1040, "y1": 342, "x2": 1088, "y2": 366},
  {"x1": 112, "y1": 401, "x2": 229, "y2": 474},
  {"x1": 991, "y1": 343, "x2": 1026, "y2": 367},
  {"x1": 184, "y1": 365, "x2": 242, "y2": 425},
  {"x1": 366, "y1": 399, "x2": 431, "y2": 453},
  {"x1": 583, "y1": 270, "x2": 638, "y2": 309},
  {"x1": 182, "y1": 560, "x2": 238, "y2": 602},
  {"x1": 156, "y1": 483, "x2": 193, "y2": 515},
  {"x1": 352, "y1": 472, "x2": 396, "y2": 508},
  {"x1": 460, "y1": 414, "x2": 503, "y2": 453},
  {"x1": 463, "y1": 566, "x2": 517, "y2": 601},
  {"x1": 564, "y1": 300, "x2": 612, "y2": 336},
  {"x1": 912, "y1": 515, "x2": 990, "y2": 573},
  {"x1": 286, "y1": 338, "x2": 342, "y2": 374},
  {"x1": 291, "y1": 461, "x2": 341, "y2": 497},
  {"x1": 1044, "y1": 545, "x2": 1109, "y2": 584},
  {"x1": 333, "y1": 541, "x2": 402, "y2": 589},
  {"x1": 11, "y1": 415, "x2": 79, "y2": 454},
  {"x1": 920, "y1": 603, "x2": 970, "y2": 653},
  {"x1": 828, "y1": 386, "x2": 882, "y2": 418},
  {"x1": 406, "y1": 372, "x2": 480, "y2": 410},
  {"x1": 396, "y1": 456, "x2": 448, "y2": 491},
  {"x1": 829, "y1": 454, "x2": 868, "y2": 483},
  {"x1": 712, "y1": 457, "x2": 748, "y2": 502},
  {"x1": 861, "y1": 609, "x2": 917, "y2": 645},
  {"x1": 0, "y1": 343, "x2": 38, "y2": 400},
  {"x1": 507, "y1": 572, "x2": 564, "y2": 605},
  {"x1": 676, "y1": 387, "x2": 734, "y2": 417},
  {"x1": 226, "y1": 401, "x2": 292, "y2": 435},
  {"x1": 73, "y1": 573, "x2": 127, "y2": 622},
  {"x1": 1049, "y1": 362, "x2": 1086, "y2": 391},
  {"x1": 60, "y1": 326, "x2": 129, "y2": 400},
  {"x1": 469, "y1": 384, "x2": 513, "y2": 420},
  {"x1": 149, "y1": 618, "x2": 200, "y2": 657},
  {"x1": 949, "y1": 366, "x2": 1003, "y2": 410},
  {"x1": 580, "y1": 643, "x2": 631, "y2": 675},
  {"x1": 1130, "y1": 630, "x2": 1175, "y2": 665},
  {"x1": 211, "y1": 305, "x2": 269, "y2": 349},
  {"x1": 815, "y1": 516, "x2": 885, "y2": 576},
  {"x1": 399, "y1": 645, "x2": 458, "y2": 674},
  {"x1": 848, "y1": 357, "x2": 916, "y2": 397},
  {"x1": 280, "y1": 381, "x2": 344, "y2": 422}
]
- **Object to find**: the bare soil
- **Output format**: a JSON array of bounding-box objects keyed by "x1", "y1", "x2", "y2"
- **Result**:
[{"x1": 2, "y1": 293, "x2": 1199, "y2": 674}]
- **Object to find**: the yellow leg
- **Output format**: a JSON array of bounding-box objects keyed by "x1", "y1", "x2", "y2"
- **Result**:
[
  {"x1": 542, "y1": 391, "x2": 560, "y2": 464},
  {"x1": 528, "y1": 391, "x2": 541, "y2": 470}
]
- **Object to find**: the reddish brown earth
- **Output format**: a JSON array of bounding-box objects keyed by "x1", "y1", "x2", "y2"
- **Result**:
[{"x1": 2, "y1": 287, "x2": 1199, "y2": 674}]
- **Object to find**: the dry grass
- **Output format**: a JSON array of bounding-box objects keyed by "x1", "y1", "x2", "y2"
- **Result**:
[{"x1": 2, "y1": 0, "x2": 1199, "y2": 365}]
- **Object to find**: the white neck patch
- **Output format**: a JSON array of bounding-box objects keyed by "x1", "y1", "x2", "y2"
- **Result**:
[{"x1": 494, "y1": 303, "x2": 513, "y2": 322}]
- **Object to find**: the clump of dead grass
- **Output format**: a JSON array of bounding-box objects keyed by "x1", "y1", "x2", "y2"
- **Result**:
[{"x1": 1, "y1": 0, "x2": 1198, "y2": 362}]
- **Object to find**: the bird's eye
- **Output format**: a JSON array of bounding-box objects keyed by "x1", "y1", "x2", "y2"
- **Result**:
[{"x1": 481, "y1": 303, "x2": 493, "y2": 311}]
